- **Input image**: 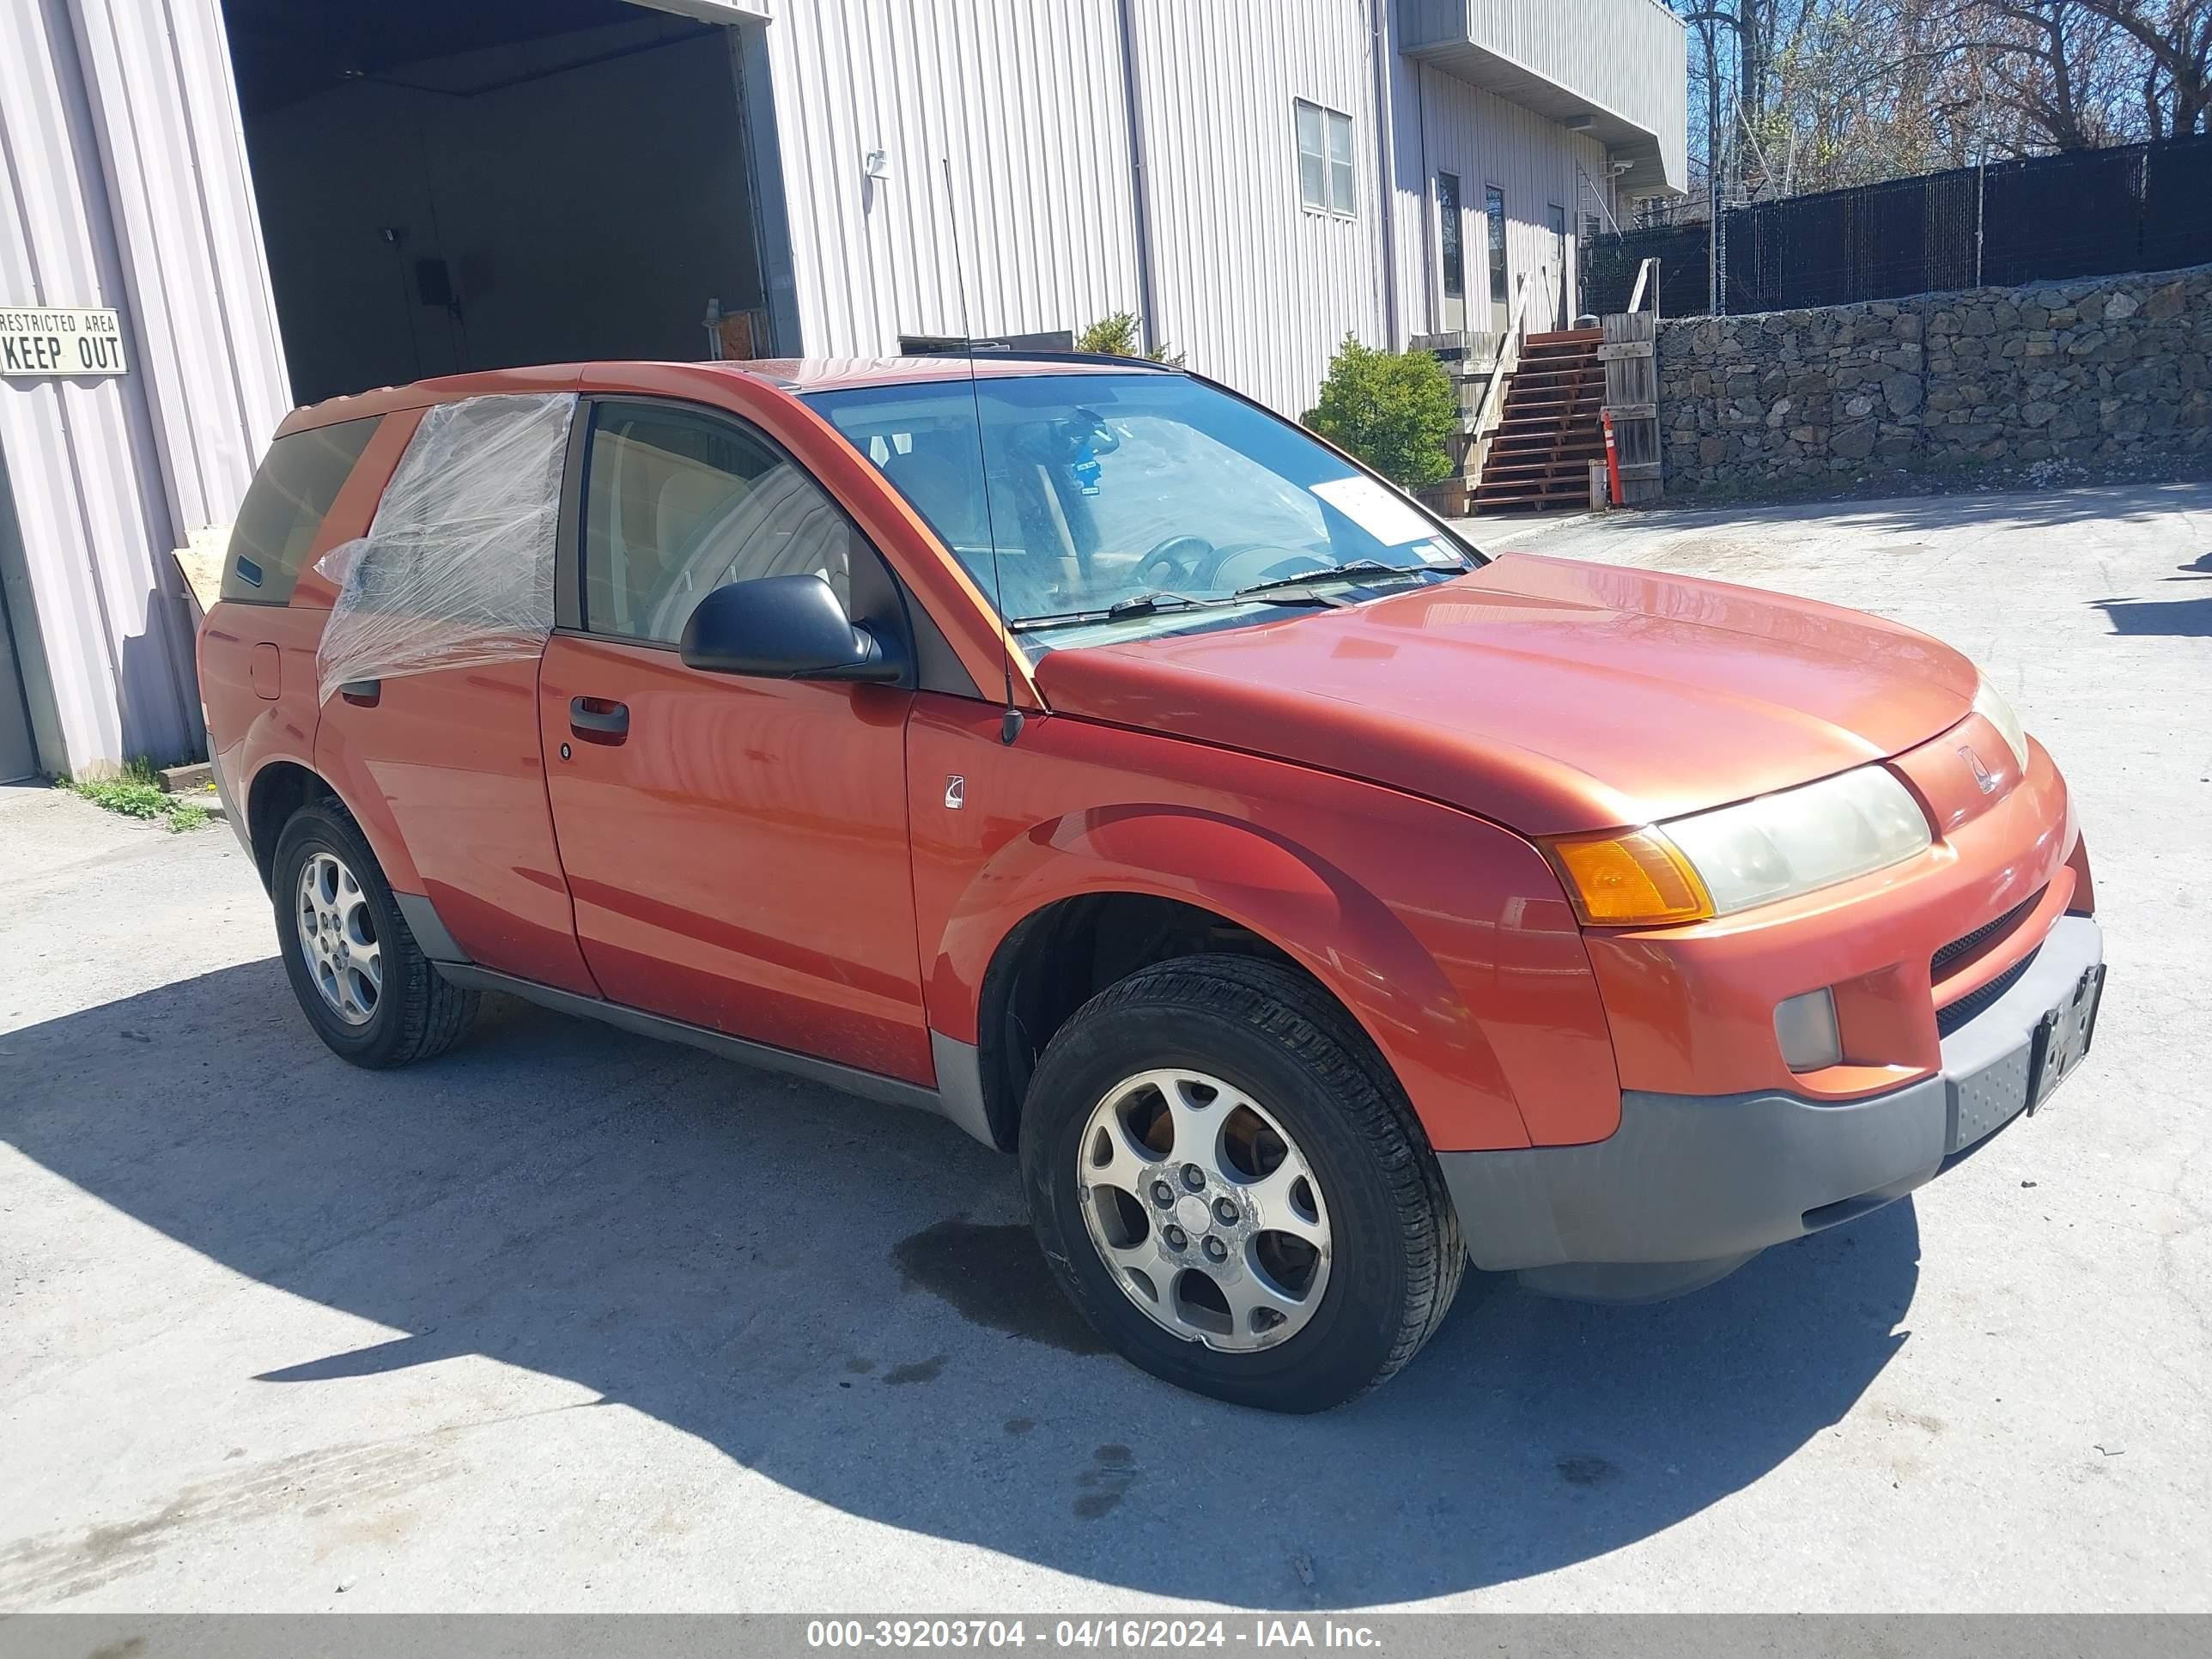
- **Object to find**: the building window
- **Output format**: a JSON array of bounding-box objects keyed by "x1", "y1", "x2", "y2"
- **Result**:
[
  {"x1": 1437, "y1": 173, "x2": 1464, "y2": 303},
  {"x1": 1485, "y1": 185, "x2": 1509, "y2": 310},
  {"x1": 1295, "y1": 100, "x2": 1356, "y2": 216}
]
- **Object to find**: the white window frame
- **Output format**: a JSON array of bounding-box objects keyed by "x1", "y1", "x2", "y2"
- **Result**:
[{"x1": 1294, "y1": 99, "x2": 1357, "y2": 218}]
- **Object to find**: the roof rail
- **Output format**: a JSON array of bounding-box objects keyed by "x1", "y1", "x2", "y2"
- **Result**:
[{"x1": 902, "y1": 347, "x2": 1182, "y2": 373}]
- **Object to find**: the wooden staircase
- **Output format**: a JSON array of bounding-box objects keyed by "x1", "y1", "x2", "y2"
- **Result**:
[{"x1": 1468, "y1": 327, "x2": 1607, "y2": 513}]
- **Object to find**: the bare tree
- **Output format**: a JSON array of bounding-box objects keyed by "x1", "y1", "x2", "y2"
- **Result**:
[
  {"x1": 1676, "y1": 1, "x2": 1979, "y2": 197},
  {"x1": 1670, "y1": 0, "x2": 2206, "y2": 198},
  {"x1": 1961, "y1": 1, "x2": 2136, "y2": 149},
  {"x1": 2075, "y1": 0, "x2": 2212, "y2": 134}
]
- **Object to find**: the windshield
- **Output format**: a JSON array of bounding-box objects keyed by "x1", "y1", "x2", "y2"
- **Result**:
[{"x1": 804, "y1": 372, "x2": 1480, "y2": 640}]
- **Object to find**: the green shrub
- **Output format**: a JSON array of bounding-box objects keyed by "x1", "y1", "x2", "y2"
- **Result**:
[
  {"x1": 1075, "y1": 311, "x2": 1183, "y2": 366},
  {"x1": 1302, "y1": 337, "x2": 1458, "y2": 489}
]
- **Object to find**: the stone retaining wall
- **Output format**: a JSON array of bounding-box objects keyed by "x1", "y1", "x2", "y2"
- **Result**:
[{"x1": 1659, "y1": 264, "x2": 2211, "y2": 495}]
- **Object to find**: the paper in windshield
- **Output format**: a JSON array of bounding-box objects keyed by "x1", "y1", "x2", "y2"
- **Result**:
[{"x1": 1311, "y1": 475, "x2": 1452, "y2": 559}]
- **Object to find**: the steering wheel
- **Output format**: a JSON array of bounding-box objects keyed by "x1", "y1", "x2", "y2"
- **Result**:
[
  {"x1": 1134, "y1": 537, "x2": 1334, "y2": 594},
  {"x1": 1134, "y1": 534, "x2": 1215, "y2": 589},
  {"x1": 1197, "y1": 544, "x2": 1329, "y2": 591}
]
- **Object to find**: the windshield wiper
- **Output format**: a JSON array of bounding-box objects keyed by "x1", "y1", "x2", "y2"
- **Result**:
[
  {"x1": 1007, "y1": 588, "x2": 1334, "y2": 634},
  {"x1": 1231, "y1": 558, "x2": 1462, "y2": 599},
  {"x1": 1008, "y1": 592, "x2": 1216, "y2": 633}
]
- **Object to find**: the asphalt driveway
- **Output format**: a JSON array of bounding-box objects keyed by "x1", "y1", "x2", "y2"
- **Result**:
[{"x1": 3, "y1": 482, "x2": 2207, "y2": 1612}]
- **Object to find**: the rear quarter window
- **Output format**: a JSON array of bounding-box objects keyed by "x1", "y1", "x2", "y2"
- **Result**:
[{"x1": 221, "y1": 416, "x2": 381, "y2": 604}]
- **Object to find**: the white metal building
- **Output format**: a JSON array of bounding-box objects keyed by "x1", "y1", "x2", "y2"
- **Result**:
[{"x1": 0, "y1": 0, "x2": 1684, "y2": 781}]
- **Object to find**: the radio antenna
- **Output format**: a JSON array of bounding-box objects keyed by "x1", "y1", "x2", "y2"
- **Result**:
[{"x1": 941, "y1": 154, "x2": 1024, "y2": 745}]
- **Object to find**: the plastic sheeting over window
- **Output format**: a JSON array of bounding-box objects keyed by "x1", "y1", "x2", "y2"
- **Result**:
[{"x1": 313, "y1": 393, "x2": 575, "y2": 705}]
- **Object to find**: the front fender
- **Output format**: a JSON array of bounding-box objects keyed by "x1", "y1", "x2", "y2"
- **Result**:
[
  {"x1": 939, "y1": 800, "x2": 1522, "y2": 1136},
  {"x1": 907, "y1": 701, "x2": 1623, "y2": 1152}
]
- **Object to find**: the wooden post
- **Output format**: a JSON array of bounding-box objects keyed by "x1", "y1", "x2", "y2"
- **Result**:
[{"x1": 1600, "y1": 308, "x2": 1662, "y2": 505}]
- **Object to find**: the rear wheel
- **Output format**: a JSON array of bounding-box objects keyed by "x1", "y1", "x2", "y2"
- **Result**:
[
  {"x1": 1021, "y1": 955, "x2": 1463, "y2": 1412},
  {"x1": 271, "y1": 801, "x2": 477, "y2": 1067}
]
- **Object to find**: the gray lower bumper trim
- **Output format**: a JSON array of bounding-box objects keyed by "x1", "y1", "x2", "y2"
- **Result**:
[
  {"x1": 1445, "y1": 1076, "x2": 1950, "y2": 1274},
  {"x1": 1443, "y1": 914, "x2": 2105, "y2": 1279}
]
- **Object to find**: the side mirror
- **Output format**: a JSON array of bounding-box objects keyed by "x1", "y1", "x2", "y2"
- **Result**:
[{"x1": 678, "y1": 574, "x2": 902, "y2": 683}]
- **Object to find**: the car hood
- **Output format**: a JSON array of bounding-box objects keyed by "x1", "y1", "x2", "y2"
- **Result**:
[{"x1": 1030, "y1": 552, "x2": 1979, "y2": 836}]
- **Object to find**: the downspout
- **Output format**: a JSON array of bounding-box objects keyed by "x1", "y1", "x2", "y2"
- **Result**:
[
  {"x1": 1415, "y1": 65, "x2": 1435, "y2": 335},
  {"x1": 1368, "y1": 0, "x2": 1399, "y2": 345},
  {"x1": 1114, "y1": 0, "x2": 1162, "y2": 354}
]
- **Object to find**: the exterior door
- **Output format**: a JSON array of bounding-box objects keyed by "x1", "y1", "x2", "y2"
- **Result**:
[
  {"x1": 1437, "y1": 172, "x2": 1466, "y2": 334},
  {"x1": 301, "y1": 404, "x2": 599, "y2": 997},
  {"x1": 1548, "y1": 203, "x2": 1571, "y2": 328},
  {"x1": 537, "y1": 398, "x2": 932, "y2": 1085},
  {"x1": 1486, "y1": 185, "x2": 1510, "y2": 334}
]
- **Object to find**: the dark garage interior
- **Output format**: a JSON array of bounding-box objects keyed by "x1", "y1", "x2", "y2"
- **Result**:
[{"x1": 222, "y1": 0, "x2": 770, "y2": 406}]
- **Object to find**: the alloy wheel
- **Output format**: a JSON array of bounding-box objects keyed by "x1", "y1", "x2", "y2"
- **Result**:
[
  {"x1": 295, "y1": 850, "x2": 382, "y2": 1027},
  {"x1": 1075, "y1": 1067, "x2": 1332, "y2": 1352}
]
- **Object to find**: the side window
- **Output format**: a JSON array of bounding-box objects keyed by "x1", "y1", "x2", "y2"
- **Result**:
[
  {"x1": 222, "y1": 416, "x2": 380, "y2": 604},
  {"x1": 1327, "y1": 108, "x2": 1356, "y2": 215},
  {"x1": 1295, "y1": 100, "x2": 1327, "y2": 210},
  {"x1": 581, "y1": 404, "x2": 855, "y2": 645}
]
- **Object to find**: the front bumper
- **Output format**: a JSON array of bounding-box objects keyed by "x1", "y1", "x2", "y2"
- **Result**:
[{"x1": 1439, "y1": 915, "x2": 2104, "y2": 1302}]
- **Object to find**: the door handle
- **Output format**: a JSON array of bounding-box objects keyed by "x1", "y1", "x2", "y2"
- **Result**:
[{"x1": 569, "y1": 696, "x2": 629, "y2": 743}]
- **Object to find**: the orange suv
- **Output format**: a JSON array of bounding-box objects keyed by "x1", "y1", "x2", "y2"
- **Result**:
[{"x1": 200, "y1": 356, "x2": 2104, "y2": 1411}]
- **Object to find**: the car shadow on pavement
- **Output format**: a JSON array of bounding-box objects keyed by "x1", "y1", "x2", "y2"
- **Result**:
[
  {"x1": 2, "y1": 958, "x2": 1919, "y2": 1608},
  {"x1": 2090, "y1": 550, "x2": 2212, "y2": 637}
]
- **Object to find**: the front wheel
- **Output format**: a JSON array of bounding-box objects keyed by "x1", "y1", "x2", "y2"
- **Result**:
[{"x1": 1021, "y1": 955, "x2": 1463, "y2": 1412}]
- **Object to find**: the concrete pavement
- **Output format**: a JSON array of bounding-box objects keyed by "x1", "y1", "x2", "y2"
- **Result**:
[{"x1": 3, "y1": 482, "x2": 2208, "y2": 1612}]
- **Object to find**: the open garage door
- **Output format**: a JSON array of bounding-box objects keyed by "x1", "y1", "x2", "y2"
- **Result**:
[
  {"x1": 223, "y1": 0, "x2": 781, "y2": 407},
  {"x1": 0, "y1": 562, "x2": 40, "y2": 782},
  {"x1": 0, "y1": 451, "x2": 46, "y2": 781}
]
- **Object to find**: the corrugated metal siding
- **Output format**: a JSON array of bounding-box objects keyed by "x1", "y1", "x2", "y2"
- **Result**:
[
  {"x1": 763, "y1": 0, "x2": 1396, "y2": 416},
  {"x1": 1128, "y1": 0, "x2": 1386, "y2": 416},
  {"x1": 763, "y1": 0, "x2": 1141, "y2": 359},
  {"x1": 72, "y1": 0, "x2": 292, "y2": 544},
  {"x1": 0, "y1": 0, "x2": 289, "y2": 772},
  {"x1": 762, "y1": 0, "x2": 1647, "y2": 416},
  {"x1": 1401, "y1": 0, "x2": 1687, "y2": 191},
  {"x1": 1391, "y1": 58, "x2": 1611, "y2": 336}
]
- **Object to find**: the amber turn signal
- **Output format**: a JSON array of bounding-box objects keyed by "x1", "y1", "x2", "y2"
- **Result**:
[{"x1": 1545, "y1": 828, "x2": 1716, "y2": 927}]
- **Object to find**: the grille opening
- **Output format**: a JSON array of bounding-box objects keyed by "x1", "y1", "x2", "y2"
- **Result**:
[
  {"x1": 1936, "y1": 947, "x2": 2039, "y2": 1037},
  {"x1": 1932, "y1": 888, "x2": 2044, "y2": 979}
]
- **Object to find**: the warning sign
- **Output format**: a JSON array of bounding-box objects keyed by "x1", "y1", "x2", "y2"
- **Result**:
[{"x1": 0, "y1": 307, "x2": 127, "y2": 377}]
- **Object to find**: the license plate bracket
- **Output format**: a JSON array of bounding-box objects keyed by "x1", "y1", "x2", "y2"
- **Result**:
[{"x1": 2027, "y1": 963, "x2": 2106, "y2": 1113}]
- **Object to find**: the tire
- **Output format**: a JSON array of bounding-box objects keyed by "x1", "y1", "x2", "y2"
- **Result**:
[
  {"x1": 271, "y1": 799, "x2": 478, "y2": 1068},
  {"x1": 1021, "y1": 954, "x2": 1465, "y2": 1413}
]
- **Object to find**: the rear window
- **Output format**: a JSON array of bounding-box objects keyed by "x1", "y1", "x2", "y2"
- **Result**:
[{"x1": 221, "y1": 416, "x2": 380, "y2": 604}]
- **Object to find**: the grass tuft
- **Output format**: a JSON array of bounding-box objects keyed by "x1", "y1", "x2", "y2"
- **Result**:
[{"x1": 62, "y1": 757, "x2": 214, "y2": 833}]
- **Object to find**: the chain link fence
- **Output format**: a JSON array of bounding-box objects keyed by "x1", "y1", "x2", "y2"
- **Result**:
[{"x1": 1583, "y1": 132, "x2": 2212, "y2": 317}]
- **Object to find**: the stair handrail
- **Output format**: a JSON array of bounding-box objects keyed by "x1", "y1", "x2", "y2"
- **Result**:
[
  {"x1": 1469, "y1": 264, "x2": 1548, "y2": 459},
  {"x1": 1625, "y1": 255, "x2": 1660, "y2": 320}
]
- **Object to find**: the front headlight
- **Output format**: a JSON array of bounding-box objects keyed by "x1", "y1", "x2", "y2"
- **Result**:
[
  {"x1": 1972, "y1": 677, "x2": 2031, "y2": 772},
  {"x1": 1547, "y1": 763, "x2": 1933, "y2": 926}
]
